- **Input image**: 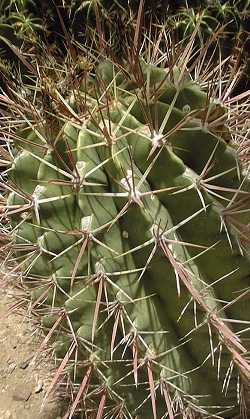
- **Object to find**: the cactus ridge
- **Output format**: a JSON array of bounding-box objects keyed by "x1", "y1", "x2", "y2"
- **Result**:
[{"x1": 1, "y1": 42, "x2": 250, "y2": 419}]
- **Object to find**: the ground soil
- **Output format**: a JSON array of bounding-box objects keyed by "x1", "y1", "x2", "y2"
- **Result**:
[{"x1": 0, "y1": 286, "x2": 65, "y2": 419}]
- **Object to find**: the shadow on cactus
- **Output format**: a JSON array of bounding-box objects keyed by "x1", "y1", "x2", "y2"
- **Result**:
[{"x1": 1, "y1": 13, "x2": 250, "y2": 419}]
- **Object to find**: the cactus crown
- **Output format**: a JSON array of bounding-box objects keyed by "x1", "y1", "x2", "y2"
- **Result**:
[{"x1": 1, "y1": 19, "x2": 250, "y2": 419}]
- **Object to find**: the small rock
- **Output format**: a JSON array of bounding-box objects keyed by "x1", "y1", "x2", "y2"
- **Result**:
[
  {"x1": 12, "y1": 386, "x2": 32, "y2": 402},
  {"x1": 19, "y1": 357, "x2": 32, "y2": 369},
  {"x1": 3, "y1": 410, "x2": 12, "y2": 419},
  {"x1": 34, "y1": 380, "x2": 43, "y2": 394}
]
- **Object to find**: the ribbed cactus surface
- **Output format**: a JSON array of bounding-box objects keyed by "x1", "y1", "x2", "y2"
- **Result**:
[{"x1": 5, "y1": 57, "x2": 250, "y2": 418}]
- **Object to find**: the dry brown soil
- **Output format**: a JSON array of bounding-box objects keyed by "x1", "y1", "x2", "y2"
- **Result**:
[{"x1": 0, "y1": 286, "x2": 64, "y2": 419}]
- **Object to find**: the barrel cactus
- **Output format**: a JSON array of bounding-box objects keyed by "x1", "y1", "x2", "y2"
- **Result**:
[{"x1": 1, "y1": 40, "x2": 250, "y2": 418}]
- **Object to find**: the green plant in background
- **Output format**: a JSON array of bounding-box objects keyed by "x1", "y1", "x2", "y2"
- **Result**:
[
  {"x1": 172, "y1": 7, "x2": 219, "y2": 43},
  {"x1": 0, "y1": 0, "x2": 43, "y2": 91},
  {"x1": 1, "y1": 15, "x2": 250, "y2": 417},
  {"x1": 0, "y1": 0, "x2": 248, "y2": 91},
  {"x1": 0, "y1": 0, "x2": 42, "y2": 44}
]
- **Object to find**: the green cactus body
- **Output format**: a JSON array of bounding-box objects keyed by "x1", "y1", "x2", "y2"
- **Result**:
[{"x1": 5, "y1": 58, "x2": 250, "y2": 418}]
